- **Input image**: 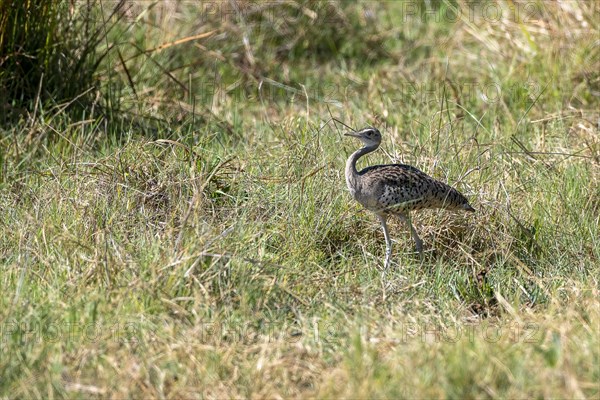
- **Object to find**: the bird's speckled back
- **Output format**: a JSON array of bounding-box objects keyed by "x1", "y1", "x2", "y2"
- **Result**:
[{"x1": 351, "y1": 163, "x2": 470, "y2": 214}]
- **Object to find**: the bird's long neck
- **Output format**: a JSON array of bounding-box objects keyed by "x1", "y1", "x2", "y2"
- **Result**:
[{"x1": 345, "y1": 144, "x2": 378, "y2": 189}]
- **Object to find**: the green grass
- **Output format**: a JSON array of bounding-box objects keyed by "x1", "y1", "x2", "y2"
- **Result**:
[{"x1": 1, "y1": 1, "x2": 599, "y2": 398}]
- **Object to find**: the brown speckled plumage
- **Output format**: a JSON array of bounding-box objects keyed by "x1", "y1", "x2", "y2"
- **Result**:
[{"x1": 344, "y1": 127, "x2": 475, "y2": 271}]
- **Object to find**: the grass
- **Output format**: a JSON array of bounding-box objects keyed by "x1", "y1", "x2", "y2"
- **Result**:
[{"x1": 1, "y1": 0, "x2": 599, "y2": 398}]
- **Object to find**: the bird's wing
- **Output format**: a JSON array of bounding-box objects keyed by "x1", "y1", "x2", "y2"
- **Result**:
[
  {"x1": 359, "y1": 164, "x2": 436, "y2": 212},
  {"x1": 363, "y1": 164, "x2": 471, "y2": 212}
]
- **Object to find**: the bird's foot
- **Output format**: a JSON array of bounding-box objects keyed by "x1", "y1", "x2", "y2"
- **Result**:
[{"x1": 383, "y1": 257, "x2": 391, "y2": 272}]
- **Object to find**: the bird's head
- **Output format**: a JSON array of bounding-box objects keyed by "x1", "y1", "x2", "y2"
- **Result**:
[{"x1": 344, "y1": 127, "x2": 382, "y2": 147}]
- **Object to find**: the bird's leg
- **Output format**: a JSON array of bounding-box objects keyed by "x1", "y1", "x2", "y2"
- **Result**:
[
  {"x1": 377, "y1": 214, "x2": 392, "y2": 272},
  {"x1": 398, "y1": 213, "x2": 423, "y2": 255}
]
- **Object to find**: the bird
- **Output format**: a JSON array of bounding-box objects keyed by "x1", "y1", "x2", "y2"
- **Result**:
[{"x1": 344, "y1": 127, "x2": 475, "y2": 271}]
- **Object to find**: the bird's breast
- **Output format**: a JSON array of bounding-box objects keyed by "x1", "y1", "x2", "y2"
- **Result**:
[{"x1": 351, "y1": 185, "x2": 381, "y2": 211}]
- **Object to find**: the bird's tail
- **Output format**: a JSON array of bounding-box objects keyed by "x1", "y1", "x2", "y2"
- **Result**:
[{"x1": 432, "y1": 181, "x2": 474, "y2": 212}]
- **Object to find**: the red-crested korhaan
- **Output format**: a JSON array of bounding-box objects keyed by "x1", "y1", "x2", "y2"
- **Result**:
[{"x1": 345, "y1": 127, "x2": 475, "y2": 270}]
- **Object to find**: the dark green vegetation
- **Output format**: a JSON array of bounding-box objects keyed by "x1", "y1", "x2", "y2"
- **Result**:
[{"x1": 1, "y1": 1, "x2": 598, "y2": 397}]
